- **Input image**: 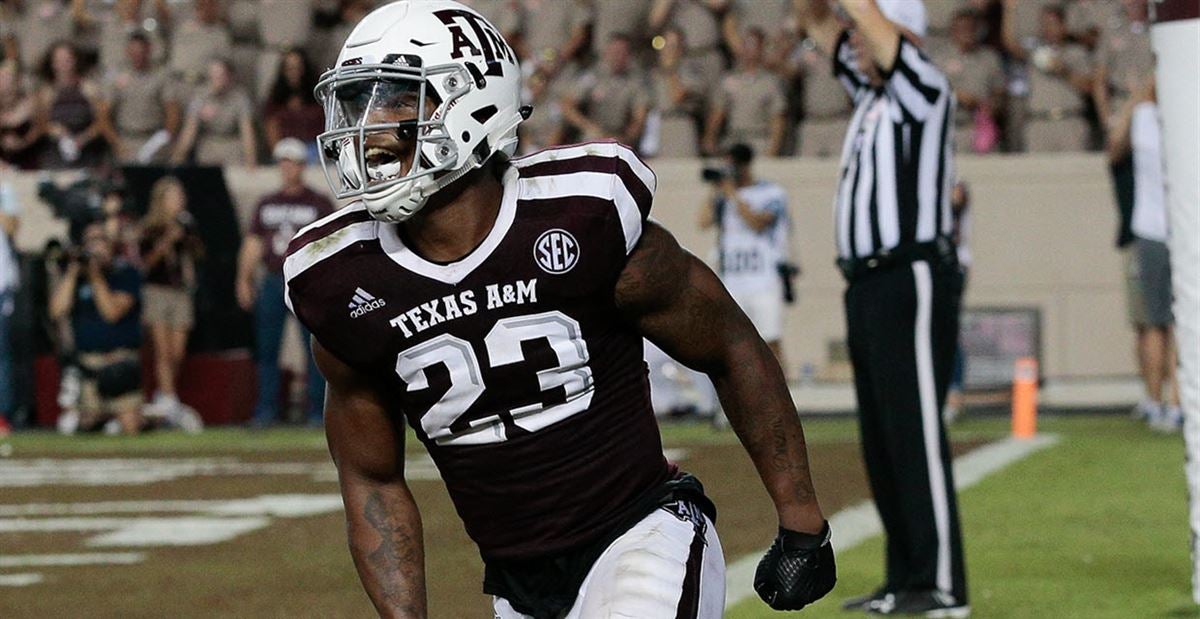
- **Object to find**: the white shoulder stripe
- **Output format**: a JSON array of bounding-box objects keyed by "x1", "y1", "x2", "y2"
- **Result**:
[
  {"x1": 518, "y1": 171, "x2": 643, "y2": 254},
  {"x1": 292, "y1": 200, "x2": 366, "y2": 241},
  {"x1": 514, "y1": 141, "x2": 657, "y2": 198},
  {"x1": 283, "y1": 220, "x2": 378, "y2": 312},
  {"x1": 613, "y1": 144, "x2": 657, "y2": 196}
]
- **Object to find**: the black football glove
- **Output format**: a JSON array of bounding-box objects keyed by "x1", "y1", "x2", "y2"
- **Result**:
[{"x1": 753, "y1": 521, "x2": 836, "y2": 611}]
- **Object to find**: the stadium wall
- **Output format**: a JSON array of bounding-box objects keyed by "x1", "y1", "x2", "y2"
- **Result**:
[{"x1": 5, "y1": 153, "x2": 1132, "y2": 381}]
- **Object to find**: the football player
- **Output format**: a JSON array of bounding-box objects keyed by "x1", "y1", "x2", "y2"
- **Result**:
[{"x1": 285, "y1": 1, "x2": 836, "y2": 617}]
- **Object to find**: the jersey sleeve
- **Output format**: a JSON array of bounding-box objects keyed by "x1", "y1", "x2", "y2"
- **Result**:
[
  {"x1": 282, "y1": 206, "x2": 380, "y2": 370},
  {"x1": 602, "y1": 142, "x2": 656, "y2": 256},
  {"x1": 882, "y1": 36, "x2": 952, "y2": 122}
]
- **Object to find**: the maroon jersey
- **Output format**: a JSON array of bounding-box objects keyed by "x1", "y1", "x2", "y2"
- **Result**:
[
  {"x1": 251, "y1": 186, "x2": 335, "y2": 274},
  {"x1": 284, "y1": 142, "x2": 671, "y2": 561}
]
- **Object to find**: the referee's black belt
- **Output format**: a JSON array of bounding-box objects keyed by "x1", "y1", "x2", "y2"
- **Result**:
[{"x1": 837, "y1": 239, "x2": 956, "y2": 283}]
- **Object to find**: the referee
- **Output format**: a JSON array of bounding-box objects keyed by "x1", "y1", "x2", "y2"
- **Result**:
[{"x1": 799, "y1": 0, "x2": 967, "y2": 616}]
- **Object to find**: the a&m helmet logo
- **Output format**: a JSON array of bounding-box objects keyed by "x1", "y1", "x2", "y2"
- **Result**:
[{"x1": 535, "y1": 229, "x2": 579, "y2": 274}]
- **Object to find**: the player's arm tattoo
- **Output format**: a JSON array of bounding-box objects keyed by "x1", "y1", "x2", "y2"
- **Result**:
[
  {"x1": 615, "y1": 222, "x2": 825, "y2": 533},
  {"x1": 353, "y1": 486, "x2": 427, "y2": 619},
  {"x1": 314, "y1": 339, "x2": 428, "y2": 619}
]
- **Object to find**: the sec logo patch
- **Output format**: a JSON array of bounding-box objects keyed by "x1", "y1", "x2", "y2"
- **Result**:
[{"x1": 535, "y1": 229, "x2": 579, "y2": 274}]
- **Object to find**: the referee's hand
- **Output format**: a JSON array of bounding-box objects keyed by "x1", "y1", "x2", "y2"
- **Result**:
[{"x1": 753, "y1": 521, "x2": 837, "y2": 611}]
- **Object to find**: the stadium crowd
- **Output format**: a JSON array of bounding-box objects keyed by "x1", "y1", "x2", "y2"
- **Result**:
[
  {"x1": 0, "y1": 0, "x2": 1154, "y2": 168},
  {"x1": 0, "y1": 0, "x2": 1162, "y2": 437}
]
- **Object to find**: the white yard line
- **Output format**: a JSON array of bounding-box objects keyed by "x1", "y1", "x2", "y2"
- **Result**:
[
  {"x1": 724, "y1": 434, "x2": 1061, "y2": 610},
  {"x1": 0, "y1": 573, "x2": 44, "y2": 587},
  {"x1": 0, "y1": 553, "x2": 146, "y2": 568}
]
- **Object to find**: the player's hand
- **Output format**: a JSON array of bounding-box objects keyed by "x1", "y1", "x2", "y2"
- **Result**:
[{"x1": 753, "y1": 521, "x2": 836, "y2": 611}]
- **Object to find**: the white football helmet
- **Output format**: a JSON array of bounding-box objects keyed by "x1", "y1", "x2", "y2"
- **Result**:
[{"x1": 315, "y1": 0, "x2": 526, "y2": 222}]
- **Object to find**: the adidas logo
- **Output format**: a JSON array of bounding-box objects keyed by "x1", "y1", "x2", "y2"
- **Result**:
[{"x1": 348, "y1": 287, "x2": 387, "y2": 318}]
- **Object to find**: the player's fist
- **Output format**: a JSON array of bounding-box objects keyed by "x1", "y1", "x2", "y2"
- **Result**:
[{"x1": 753, "y1": 521, "x2": 836, "y2": 611}]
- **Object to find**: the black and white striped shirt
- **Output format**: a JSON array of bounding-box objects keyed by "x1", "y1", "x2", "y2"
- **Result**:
[{"x1": 832, "y1": 32, "x2": 955, "y2": 261}]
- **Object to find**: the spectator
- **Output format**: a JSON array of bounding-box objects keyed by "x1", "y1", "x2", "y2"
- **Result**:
[
  {"x1": 264, "y1": 48, "x2": 323, "y2": 162},
  {"x1": 560, "y1": 33, "x2": 649, "y2": 147},
  {"x1": 48, "y1": 219, "x2": 143, "y2": 435},
  {"x1": 320, "y1": 0, "x2": 374, "y2": 70},
  {"x1": 1002, "y1": 1, "x2": 1093, "y2": 153},
  {"x1": 703, "y1": 28, "x2": 786, "y2": 157},
  {"x1": 138, "y1": 176, "x2": 203, "y2": 427},
  {"x1": 585, "y1": 0, "x2": 653, "y2": 63},
  {"x1": 698, "y1": 143, "x2": 792, "y2": 363},
  {"x1": 518, "y1": 67, "x2": 565, "y2": 155},
  {"x1": 258, "y1": 0, "x2": 316, "y2": 52},
  {"x1": 511, "y1": 0, "x2": 589, "y2": 77},
  {"x1": 168, "y1": 0, "x2": 232, "y2": 89},
  {"x1": 1093, "y1": 0, "x2": 1153, "y2": 132},
  {"x1": 80, "y1": 0, "x2": 170, "y2": 73},
  {"x1": 236, "y1": 138, "x2": 332, "y2": 427},
  {"x1": 6, "y1": 0, "x2": 78, "y2": 72},
  {"x1": 0, "y1": 181, "x2": 18, "y2": 436},
  {"x1": 934, "y1": 9, "x2": 1005, "y2": 154},
  {"x1": 0, "y1": 59, "x2": 44, "y2": 169},
  {"x1": 723, "y1": 0, "x2": 793, "y2": 63},
  {"x1": 37, "y1": 41, "x2": 114, "y2": 168},
  {"x1": 785, "y1": 32, "x2": 853, "y2": 158},
  {"x1": 645, "y1": 27, "x2": 704, "y2": 157},
  {"x1": 1107, "y1": 78, "x2": 1181, "y2": 432},
  {"x1": 171, "y1": 58, "x2": 257, "y2": 167},
  {"x1": 650, "y1": 0, "x2": 728, "y2": 101},
  {"x1": 101, "y1": 32, "x2": 181, "y2": 163}
]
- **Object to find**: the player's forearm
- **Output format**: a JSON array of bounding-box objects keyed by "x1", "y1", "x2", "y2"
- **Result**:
[
  {"x1": 712, "y1": 325, "x2": 825, "y2": 533},
  {"x1": 343, "y1": 480, "x2": 428, "y2": 619}
]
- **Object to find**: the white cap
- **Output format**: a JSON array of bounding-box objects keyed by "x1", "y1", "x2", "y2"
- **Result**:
[
  {"x1": 879, "y1": 0, "x2": 927, "y2": 38},
  {"x1": 273, "y1": 137, "x2": 309, "y2": 163}
]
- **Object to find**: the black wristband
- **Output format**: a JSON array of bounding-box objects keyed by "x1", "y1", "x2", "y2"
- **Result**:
[{"x1": 777, "y1": 521, "x2": 831, "y2": 551}]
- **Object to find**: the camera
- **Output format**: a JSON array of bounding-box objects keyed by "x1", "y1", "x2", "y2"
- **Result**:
[{"x1": 701, "y1": 164, "x2": 732, "y2": 183}]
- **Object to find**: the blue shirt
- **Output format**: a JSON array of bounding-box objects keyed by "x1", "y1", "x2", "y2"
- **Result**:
[{"x1": 73, "y1": 262, "x2": 142, "y2": 352}]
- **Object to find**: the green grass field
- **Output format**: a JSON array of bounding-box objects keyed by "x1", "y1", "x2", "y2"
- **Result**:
[
  {"x1": 2, "y1": 414, "x2": 1195, "y2": 618},
  {"x1": 729, "y1": 416, "x2": 1200, "y2": 619}
]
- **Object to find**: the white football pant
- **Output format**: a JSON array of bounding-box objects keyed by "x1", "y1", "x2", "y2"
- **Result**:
[{"x1": 493, "y1": 506, "x2": 725, "y2": 618}]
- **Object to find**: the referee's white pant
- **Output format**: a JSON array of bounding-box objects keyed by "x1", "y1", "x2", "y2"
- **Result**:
[{"x1": 493, "y1": 507, "x2": 725, "y2": 618}]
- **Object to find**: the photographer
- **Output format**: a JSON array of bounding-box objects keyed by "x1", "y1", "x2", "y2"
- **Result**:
[
  {"x1": 49, "y1": 219, "x2": 144, "y2": 435},
  {"x1": 698, "y1": 143, "x2": 794, "y2": 365},
  {"x1": 138, "y1": 176, "x2": 202, "y2": 427}
]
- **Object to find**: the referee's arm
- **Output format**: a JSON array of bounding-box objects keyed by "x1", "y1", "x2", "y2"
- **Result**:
[{"x1": 837, "y1": 0, "x2": 901, "y2": 70}]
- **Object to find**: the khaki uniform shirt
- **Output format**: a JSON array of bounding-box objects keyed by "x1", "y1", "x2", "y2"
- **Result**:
[
  {"x1": 576, "y1": 67, "x2": 649, "y2": 137},
  {"x1": 716, "y1": 69, "x2": 785, "y2": 140},
  {"x1": 794, "y1": 46, "x2": 851, "y2": 120},
  {"x1": 1028, "y1": 43, "x2": 1091, "y2": 115},
  {"x1": 259, "y1": 0, "x2": 314, "y2": 49},
  {"x1": 517, "y1": 0, "x2": 589, "y2": 67},
  {"x1": 668, "y1": 0, "x2": 723, "y2": 51},
  {"x1": 931, "y1": 44, "x2": 1004, "y2": 121},
  {"x1": 587, "y1": 0, "x2": 652, "y2": 57},
  {"x1": 733, "y1": 0, "x2": 792, "y2": 36},
  {"x1": 189, "y1": 87, "x2": 252, "y2": 138},
  {"x1": 650, "y1": 59, "x2": 704, "y2": 117},
  {"x1": 104, "y1": 67, "x2": 178, "y2": 135},
  {"x1": 170, "y1": 19, "x2": 234, "y2": 86},
  {"x1": 14, "y1": 1, "x2": 75, "y2": 70},
  {"x1": 1096, "y1": 18, "x2": 1154, "y2": 120}
]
